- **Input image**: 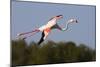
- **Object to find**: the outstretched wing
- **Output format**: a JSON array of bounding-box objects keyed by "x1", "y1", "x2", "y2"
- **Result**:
[
  {"x1": 38, "y1": 28, "x2": 51, "y2": 45},
  {"x1": 51, "y1": 24, "x2": 62, "y2": 30}
]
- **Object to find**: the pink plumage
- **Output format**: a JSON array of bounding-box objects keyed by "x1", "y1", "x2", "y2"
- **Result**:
[{"x1": 17, "y1": 15, "x2": 78, "y2": 45}]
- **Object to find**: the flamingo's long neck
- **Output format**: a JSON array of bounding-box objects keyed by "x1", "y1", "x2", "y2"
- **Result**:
[{"x1": 62, "y1": 22, "x2": 70, "y2": 31}]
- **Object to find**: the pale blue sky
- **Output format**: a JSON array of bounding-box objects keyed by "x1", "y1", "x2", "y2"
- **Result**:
[{"x1": 11, "y1": 1, "x2": 96, "y2": 49}]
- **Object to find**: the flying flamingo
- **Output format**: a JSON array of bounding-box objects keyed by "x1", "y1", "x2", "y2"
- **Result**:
[{"x1": 17, "y1": 15, "x2": 78, "y2": 45}]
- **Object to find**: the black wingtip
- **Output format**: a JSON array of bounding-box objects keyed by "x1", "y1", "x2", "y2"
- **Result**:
[{"x1": 38, "y1": 39, "x2": 44, "y2": 45}]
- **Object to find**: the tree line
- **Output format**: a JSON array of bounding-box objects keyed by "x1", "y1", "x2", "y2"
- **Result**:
[{"x1": 11, "y1": 39, "x2": 96, "y2": 66}]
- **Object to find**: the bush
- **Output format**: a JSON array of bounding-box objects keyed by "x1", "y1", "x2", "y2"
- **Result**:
[{"x1": 11, "y1": 40, "x2": 96, "y2": 66}]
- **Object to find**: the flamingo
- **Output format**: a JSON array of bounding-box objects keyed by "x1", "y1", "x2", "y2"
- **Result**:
[{"x1": 17, "y1": 15, "x2": 78, "y2": 45}]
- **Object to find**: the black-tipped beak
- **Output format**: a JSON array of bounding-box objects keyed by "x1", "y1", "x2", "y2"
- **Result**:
[{"x1": 76, "y1": 20, "x2": 78, "y2": 23}]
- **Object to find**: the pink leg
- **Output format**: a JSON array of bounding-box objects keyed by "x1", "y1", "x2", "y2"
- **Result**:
[
  {"x1": 23, "y1": 30, "x2": 40, "y2": 39},
  {"x1": 18, "y1": 29, "x2": 40, "y2": 36}
]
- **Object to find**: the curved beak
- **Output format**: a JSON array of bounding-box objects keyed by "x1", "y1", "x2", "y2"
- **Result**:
[{"x1": 76, "y1": 20, "x2": 78, "y2": 23}]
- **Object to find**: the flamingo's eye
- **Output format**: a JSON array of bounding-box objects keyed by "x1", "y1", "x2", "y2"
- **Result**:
[{"x1": 68, "y1": 18, "x2": 78, "y2": 23}]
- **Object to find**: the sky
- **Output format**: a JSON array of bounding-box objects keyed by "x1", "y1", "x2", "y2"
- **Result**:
[{"x1": 11, "y1": 1, "x2": 96, "y2": 49}]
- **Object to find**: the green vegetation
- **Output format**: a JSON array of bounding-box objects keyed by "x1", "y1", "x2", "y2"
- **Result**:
[{"x1": 11, "y1": 39, "x2": 96, "y2": 66}]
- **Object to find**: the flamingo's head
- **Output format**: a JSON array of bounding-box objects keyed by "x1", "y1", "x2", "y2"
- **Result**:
[{"x1": 68, "y1": 18, "x2": 78, "y2": 24}]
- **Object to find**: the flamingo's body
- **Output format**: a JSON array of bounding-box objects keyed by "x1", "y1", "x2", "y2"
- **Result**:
[{"x1": 17, "y1": 15, "x2": 78, "y2": 45}]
